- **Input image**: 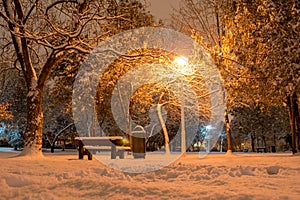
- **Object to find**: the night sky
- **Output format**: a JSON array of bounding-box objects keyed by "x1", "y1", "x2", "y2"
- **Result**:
[{"x1": 147, "y1": 0, "x2": 181, "y2": 21}]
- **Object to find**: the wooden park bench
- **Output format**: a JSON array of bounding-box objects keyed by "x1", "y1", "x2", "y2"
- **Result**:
[
  {"x1": 256, "y1": 147, "x2": 266, "y2": 153},
  {"x1": 75, "y1": 136, "x2": 131, "y2": 160}
]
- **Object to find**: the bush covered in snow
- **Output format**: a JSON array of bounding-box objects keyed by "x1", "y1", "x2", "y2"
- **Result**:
[{"x1": 0, "y1": 123, "x2": 23, "y2": 150}]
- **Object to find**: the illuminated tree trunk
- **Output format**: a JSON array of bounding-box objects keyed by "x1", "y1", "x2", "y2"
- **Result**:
[
  {"x1": 225, "y1": 109, "x2": 233, "y2": 153},
  {"x1": 2, "y1": 0, "x2": 58, "y2": 156},
  {"x1": 223, "y1": 86, "x2": 233, "y2": 153},
  {"x1": 157, "y1": 104, "x2": 170, "y2": 155},
  {"x1": 20, "y1": 83, "x2": 44, "y2": 156}
]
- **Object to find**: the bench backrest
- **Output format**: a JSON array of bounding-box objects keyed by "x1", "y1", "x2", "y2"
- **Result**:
[{"x1": 75, "y1": 136, "x2": 124, "y2": 146}]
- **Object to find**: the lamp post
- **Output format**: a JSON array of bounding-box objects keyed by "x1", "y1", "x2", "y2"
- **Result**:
[{"x1": 173, "y1": 56, "x2": 189, "y2": 155}]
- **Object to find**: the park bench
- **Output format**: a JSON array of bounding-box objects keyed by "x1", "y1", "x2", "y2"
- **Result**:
[
  {"x1": 75, "y1": 136, "x2": 131, "y2": 160},
  {"x1": 256, "y1": 147, "x2": 266, "y2": 153}
]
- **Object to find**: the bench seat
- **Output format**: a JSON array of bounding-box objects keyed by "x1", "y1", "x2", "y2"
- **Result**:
[{"x1": 75, "y1": 136, "x2": 131, "y2": 160}]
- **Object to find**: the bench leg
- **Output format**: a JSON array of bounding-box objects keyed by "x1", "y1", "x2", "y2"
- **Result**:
[
  {"x1": 79, "y1": 147, "x2": 84, "y2": 159},
  {"x1": 87, "y1": 151, "x2": 93, "y2": 160},
  {"x1": 119, "y1": 150, "x2": 125, "y2": 159},
  {"x1": 111, "y1": 145, "x2": 117, "y2": 159}
]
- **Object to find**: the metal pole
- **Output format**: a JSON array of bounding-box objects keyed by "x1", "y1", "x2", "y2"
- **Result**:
[{"x1": 181, "y1": 79, "x2": 186, "y2": 154}]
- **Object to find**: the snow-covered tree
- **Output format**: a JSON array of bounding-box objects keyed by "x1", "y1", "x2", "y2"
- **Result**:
[
  {"x1": 0, "y1": 123, "x2": 23, "y2": 149},
  {"x1": 42, "y1": 1, "x2": 154, "y2": 152},
  {"x1": 42, "y1": 53, "x2": 81, "y2": 151},
  {"x1": 171, "y1": 0, "x2": 234, "y2": 152},
  {"x1": 94, "y1": 43, "x2": 217, "y2": 155},
  {"x1": 221, "y1": 0, "x2": 300, "y2": 153},
  {"x1": 230, "y1": 104, "x2": 290, "y2": 152},
  {"x1": 172, "y1": 0, "x2": 300, "y2": 154},
  {"x1": 0, "y1": 0, "x2": 154, "y2": 156},
  {"x1": 103, "y1": 0, "x2": 154, "y2": 34}
]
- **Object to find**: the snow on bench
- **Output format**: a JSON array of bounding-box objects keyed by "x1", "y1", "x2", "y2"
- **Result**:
[{"x1": 75, "y1": 136, "x2": 131, "y2": 160}]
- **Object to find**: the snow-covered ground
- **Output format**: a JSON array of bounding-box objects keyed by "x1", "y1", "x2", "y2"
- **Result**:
[
  {"x1": 0, "y1": 147, "x2": 19, "y2": 152},
  {"x1": 0, "y1": 150, "x2": 299, "y2": 200}
]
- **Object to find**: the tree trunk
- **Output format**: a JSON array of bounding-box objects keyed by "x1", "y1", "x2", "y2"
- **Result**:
[
  {"x1": 251, "y1": 134, "x2": 255, "y2": 152},
  {"x1": 157, "y1": 104, "x2": 170, "y2": 155},
  {"x1": 287, "y1": 93, "x2": 297, "y2": 154},
  {"x1": 224, "y1": 110, "x2": 233, "y2": 153},
  {"x1": 294, "y1": 94, "x2": 300, "y2": 151},
  {"x1": 20, "y1": 86, "x2": 44, "y2": 157},
  {"x1": 51, "y1": 145, "x2": 55, "y2": 153},
  {"x1": 129, "y1": 116, "x2": 133, "y2": 151}
]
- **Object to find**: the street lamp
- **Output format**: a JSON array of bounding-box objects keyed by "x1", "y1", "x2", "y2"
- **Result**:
[
  {"x1": 174, "y1": 56, "x2": 188, "y2": 67},
  {"x1": 205, "y1": 124, "x2": 215, "y2": 152},
  {"x1": 173, "y1": 56, "x2": 193, "y2": 75},
  {"x1": 173, "y1": 56, "x2": 189, "y2": 155}
]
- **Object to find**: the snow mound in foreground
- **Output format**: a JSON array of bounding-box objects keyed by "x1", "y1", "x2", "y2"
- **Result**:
[{"x1": 0, "y1": 153, "x2": 299, "y2": 200}]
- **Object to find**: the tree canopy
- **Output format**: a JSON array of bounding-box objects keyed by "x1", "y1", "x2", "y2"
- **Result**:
[{"x1": 0, "y1": 0, "x2": 156, "y2": 156}]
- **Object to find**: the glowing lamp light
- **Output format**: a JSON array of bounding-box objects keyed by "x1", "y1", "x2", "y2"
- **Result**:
[
  {"x1": 173, "y1": 56, "x2": 194, "y2": 76},
  {"x1": 206, "y1": 125, "x2": 213, "y2": 130},
  {"x1": 174, "y1": 56, "x2": 188, "y2": 67}
]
